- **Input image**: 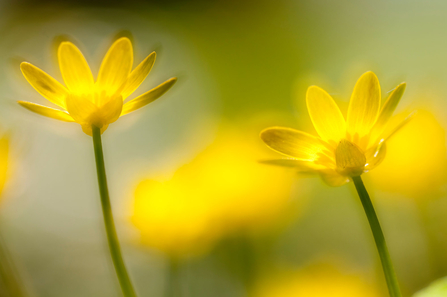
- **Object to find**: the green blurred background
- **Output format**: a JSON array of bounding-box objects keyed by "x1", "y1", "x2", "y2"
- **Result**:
[{"x1": 0, "y1": 0, "x2": 447, "y2": 296}]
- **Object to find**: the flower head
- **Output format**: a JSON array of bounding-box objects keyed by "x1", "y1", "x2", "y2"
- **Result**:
[
  {"x1": 261, "y1": 71, "x2": 412, "y2": 186},
  {"x1": 19, "y1": 37, "x2": 177, "y2": 135}
]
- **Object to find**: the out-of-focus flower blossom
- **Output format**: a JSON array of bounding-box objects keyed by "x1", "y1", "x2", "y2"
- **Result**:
[
  {"x1": 18, "y1": 37, "x2": 176, "y2": 135},
  {"x1": 369, "y1": 109, "x2": 447, "y2": 198},
  {"x1": 261, "y1": 71, "x2": 412, "y2": 186},
  {"x1": 0, "y1": 134, "x2": 9, "y2": 204},
  {"x1": 131, "y1": 128, "x2": 296, "y2": 258},
  {"x1": 254, "y1": 263, "x2": 380, "y2": 297}
]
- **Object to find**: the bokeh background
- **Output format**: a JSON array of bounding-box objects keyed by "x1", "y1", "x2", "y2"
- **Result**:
[{"x1": 0, "y1": 0, "x2": 447, "y2": 296}]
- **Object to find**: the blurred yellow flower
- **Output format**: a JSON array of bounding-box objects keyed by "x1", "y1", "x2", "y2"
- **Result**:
[
  {"x1": 131, "y1": 128, "x2": 296, "y2": 258},
  {"x1": 18, "y1": 37, "x2": 177, "y2": 135},
  {"x1": 0, "y1": 134, "x2": 8, "y2": 201},
  {"x1": 369, "y1": 109, "x2": 447, "y2": 198},
  {"x1": 254, "y1": 264, "x2": 380, "y2": 297},
  {"x1": 261, "y1": 71, "x2": 411, "y2": 186}
]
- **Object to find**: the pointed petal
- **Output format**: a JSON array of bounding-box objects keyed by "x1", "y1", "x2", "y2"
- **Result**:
[
  {"x1": 365, "y1": 140, "x2": 387, "y2": 171},
  {"x1": 97, "y1": 37, "x2": 133, "y2": 95},
  {"x1": 18, "y1": 101, "x2": 74, "y2": 122},
  {"x1": 121, "y1": 78, "x2": 177, "y2": 116},
  {"x1": 121, "y1": 52, "x2": 156, "y2": 99},
  {"x1": 58, "y1": 42, "x2": 94, "y2": 92},
  {"x1": 382, "y1": 111, "x2": 415, "y2": 141},
  {"x1": 20, "y1": 62, "x2": 68, "y2": 109},
  {"x1": 260, "y1": 127, "x2": 327, "y2": 161},
  {"x1": 259, "y1": 158, "x2": 322, "y2": 171},
  {"x1": 319, "y1": 169, "x2": 350, "y2": 187},
  {"x1": 306, "y1": 85, "x2": 346, "y2": 143},
  {"x1": 347, "y1": 71, "x2": 381, "y2": 139},
  {"x1": 370, "y1": 82, "x2": 406, "y2": 142}
]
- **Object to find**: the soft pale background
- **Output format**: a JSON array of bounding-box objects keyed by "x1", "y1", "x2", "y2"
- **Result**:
[{"x1": 0, "y1": 0, "x2": 446, "y2": 296}]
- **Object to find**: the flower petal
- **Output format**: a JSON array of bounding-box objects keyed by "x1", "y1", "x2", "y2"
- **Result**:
[
  {"x1": 121, "y1": 52, "x2": 156, "y2": 99},
  {"x1": 319, "y1": 169, "x2": 350, "y2": 187},
  {"x1": 121, "y1": 78, "x2": 177, "y2": 116},
  {"x1": 58, "y1": 42, "x2": 94, "y2": 93},
  {"x1": 259, "y1": 158, "x2": 322, "y2": 171},
  {"x1": 18, "y1": 101, "x2": 74, "y2": 122},
  {"x1": 382, "y1": 111, "x2": 415, "y2": 142},
  {"x1": 260, "y1": 127, "x2": 327, "y2": 161},
  {"x1": 347, "y1": 71, "x2": 381, "y2": 139},
  {"x1": 306, "y1": 85, "x2": 346, "y2": 143},
  {"x1": 97, "y1": 37, "x2": 133, "y2": 95},
  {"x1": 370, "y1": 82, "x2": 406, "y2": 143},
  {"x1": 20, "y1": 62, "x2": 68, "y2": 109},
  {"x1": 365, "y1": 140, "x2": 387, "y2": 171}
]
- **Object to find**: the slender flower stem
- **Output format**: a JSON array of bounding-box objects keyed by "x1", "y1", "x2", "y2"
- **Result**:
[
  {"x1": 352, "y1": 176, "x2": 401, "y2": 297},
  {"x1": 166, "y1": 258, "x2": 181, "y2": 297},
  {"x1": 92, "y1": 125, "x2": 137, "y2": 297}
]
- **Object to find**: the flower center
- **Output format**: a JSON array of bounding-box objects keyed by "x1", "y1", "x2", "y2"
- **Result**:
[{"x1": 335, "y1": 139, "x2": 366, "y2": 177}]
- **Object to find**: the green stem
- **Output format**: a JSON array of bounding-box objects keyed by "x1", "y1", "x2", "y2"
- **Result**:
[
  {"x1": 92, "y1": 125, "x2": 137, "y2": 297},
  {"x1": 352, "y1": 176, "x2": 401, "y2": 297},
  {"x1": 165, "y1": 258, "x2": 181, "y2": 297}
]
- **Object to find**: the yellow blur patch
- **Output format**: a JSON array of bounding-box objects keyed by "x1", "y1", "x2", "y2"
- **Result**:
[
  {"x1": 369, "y1": 110, "x2": 447, "y2": 198},
  {"x1": 254, "y1": 263, "x2": 380, "y2": 297},
  {"x1": 131, "y1": 128, "x2": 296, "y2": 258}
]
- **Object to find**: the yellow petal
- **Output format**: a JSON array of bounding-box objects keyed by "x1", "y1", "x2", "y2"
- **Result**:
[
  {"x1": 122, "y1": 52, "x2": 156, "y2": 99},
  {"x1": 97, "y1": 37, "x2": 133, "y2": 95},
  {"x1": 58, "y1": 42, "x2": 94, "y2": 92},
  {"x1": 18, "y1": 101, "x2": 74, "y2": 122},
  {"x1": 382, "y1": 111, "x2": 415, "y2": 141},
  {"x1": 370, "y1": 82, "x2": 406, "y2": 143},
  {"x1": 121, "y1": 78, "x2": 177, "y2": 116},
  {"x1": 259, "y1": 159, "x2": 322, "y2": 171},
  {"x1": 347, "y1": 71, "x2": 381, "y2": 140},
  {"x1": 20, "y1": 62, "x2": 68, "y2": 109},
  {"x1": 260, "y1": 127, "x2": 326, "y2": 161},
  {"x1": 335, "y1": 139, "x2": 366, "y2": 177},
  {"x1": 306, "y1": 85, "x2": 346, "y2": 143},
  {"x1": 319, "y1": 169, "x2": 350, "y2": 187},
  {"x1": 365, "y1": 140, "x2": 387, "y2": 171}
]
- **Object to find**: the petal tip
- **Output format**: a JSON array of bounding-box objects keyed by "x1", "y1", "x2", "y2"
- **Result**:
[
  {"x1": 20, "y1": 61, "x2": 31, "y2": 69},
  {"x1": 360, "y1": 70, "x2": 378, "y2": 81}
]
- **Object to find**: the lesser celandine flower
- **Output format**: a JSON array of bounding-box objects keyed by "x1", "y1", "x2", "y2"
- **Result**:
[
  {"x1": 18, "y1": 37, "x2": 177, "y2": 297},
  {"x1": 261, "y1": 71, "x2": 409, "y2": 186},
  {"x1": 19, "y1": 37, "x2": 176, "y2": 135},
  {"x1": 260, "y1": 71, "x2": 412, "y2": 297}
]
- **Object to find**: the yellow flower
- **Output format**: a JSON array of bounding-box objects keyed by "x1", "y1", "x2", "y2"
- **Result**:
[
  {"x1": 18, "y1": 37, "x2": 177, "y2": 135},
  {"x1": 261, "y1": 71, "x2": 411, "y2": 186}
]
